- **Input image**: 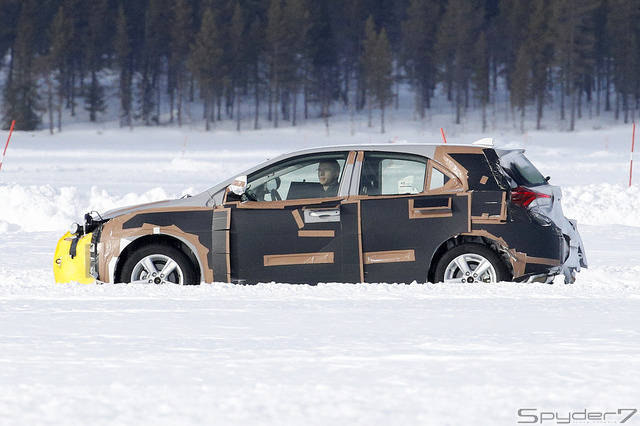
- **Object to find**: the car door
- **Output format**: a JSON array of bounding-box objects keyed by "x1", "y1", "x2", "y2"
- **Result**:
[
  {"x1": 220, "y1": 151, "x2": 361, "y2": 284},
  {"x1": 356, "y1": 151, "x2": 470, "y2": 283}
]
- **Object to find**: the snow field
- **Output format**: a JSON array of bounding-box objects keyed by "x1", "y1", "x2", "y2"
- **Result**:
[{"x1": 0, "y1": 121, "x2": 639, "y2": 425}]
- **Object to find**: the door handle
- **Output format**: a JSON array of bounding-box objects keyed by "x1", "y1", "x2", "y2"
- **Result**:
[
  {"x1": 309, "y1": 210, "x2": 340, "y2": 217},
  {"x1": 304, "y1": 209, "x2": 340, "y2": 223}
]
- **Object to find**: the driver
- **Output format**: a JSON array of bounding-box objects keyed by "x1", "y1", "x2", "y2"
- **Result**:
[{"x1": 317, "y1": 160, "x2": 340, "y2": 196}]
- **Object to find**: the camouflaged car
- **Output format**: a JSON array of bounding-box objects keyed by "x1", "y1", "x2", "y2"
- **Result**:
[{"x1": 53, "y1": 139, "x2": 587, "y2": 285}]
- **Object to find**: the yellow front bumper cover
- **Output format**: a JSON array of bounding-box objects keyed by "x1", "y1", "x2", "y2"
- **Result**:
[{"x1": 53, "y1": 231, "x2": 96, "y2": 284}]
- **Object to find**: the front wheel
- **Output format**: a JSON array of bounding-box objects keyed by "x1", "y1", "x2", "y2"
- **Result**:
[
  {"x1": 434, "y1": 244, "x2": 511, "y2": 283},
  {"x1": 120, "y1": 244, "x2": 198, "y2": 285}
]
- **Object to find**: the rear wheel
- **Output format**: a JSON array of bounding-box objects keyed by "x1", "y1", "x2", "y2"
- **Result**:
[
  {"x1": 434, "y1": 244, "x2": 510, "y2": 283},
  {"x1": 120, "y1": 244, "x2": 198, "y2": 285}
]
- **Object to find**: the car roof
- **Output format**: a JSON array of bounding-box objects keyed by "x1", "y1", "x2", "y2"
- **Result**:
[
  {"x1": 272, "y1": 141, "x2": 507, "y2": 160},
  {"x1": 276, "y1": 143, "x2": 439, "y2": 158}
]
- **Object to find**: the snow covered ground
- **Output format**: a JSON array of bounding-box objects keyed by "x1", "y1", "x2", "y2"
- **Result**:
[{"x1": 1, "y1": 115, "x2": 639, "y2": 425}]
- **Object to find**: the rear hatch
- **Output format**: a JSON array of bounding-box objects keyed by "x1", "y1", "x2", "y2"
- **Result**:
[{"x1": 497, "y1": 149, "x2": 588, "y2": 282}]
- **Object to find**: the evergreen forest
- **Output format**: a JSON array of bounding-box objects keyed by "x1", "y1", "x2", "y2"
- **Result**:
[{"x1": 1, "y1": 0, "x2": 639, "y2": 132}]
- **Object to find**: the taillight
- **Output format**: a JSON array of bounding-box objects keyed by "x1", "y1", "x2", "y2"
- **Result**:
[{"x1": 510, "y1": 186, "x2": 551, "y2": 208}]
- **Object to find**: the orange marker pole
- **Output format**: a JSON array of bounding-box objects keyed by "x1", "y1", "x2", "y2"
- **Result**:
[
  {"x1": 630, "y1": 122, "x2": 636, "y2": 187},
  {"x1": 440, "y1": 127, "x2": 447, "y2": 144},
  {"x1": 0, "y1": 120, "x2": 16, "y2": 174}
]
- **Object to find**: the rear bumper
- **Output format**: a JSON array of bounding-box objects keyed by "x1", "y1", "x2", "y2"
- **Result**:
[
  {"x1": 53, "y1": 232, "x2": 96, "y2": 284},
  {"x1": 559, "y1": 219, "x2": 588, "y2": 283}
]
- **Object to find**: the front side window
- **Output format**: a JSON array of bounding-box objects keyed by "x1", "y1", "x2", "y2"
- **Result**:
[
  {"x1": 359, "y1": 152, "x2": 427, "y2": 196},
  {"x1": 247, "y1": 152, "x2": 348, "y2": 201}
]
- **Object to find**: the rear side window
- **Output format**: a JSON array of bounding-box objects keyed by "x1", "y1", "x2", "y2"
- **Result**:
[
  {"x1": 499, "y1": 151, "x2": 547, "y2": 187},
  {"x1": 359, "y1": 153, "x2": 427, "y2": 195}
]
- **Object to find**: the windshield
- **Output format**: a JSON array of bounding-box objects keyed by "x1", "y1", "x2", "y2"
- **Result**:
[{"x1": 499, "y1": 151, "x2": 547, "y2": 187}]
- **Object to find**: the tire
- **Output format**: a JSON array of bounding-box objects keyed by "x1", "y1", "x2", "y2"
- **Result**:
[
  {"x1": 120, "y1": 243, "x2": 198, "y2": 285},
  {"x1": 434, "y1": 243, "x2": 510, "y2": 283}
]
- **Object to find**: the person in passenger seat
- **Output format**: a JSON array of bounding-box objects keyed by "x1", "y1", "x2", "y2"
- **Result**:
[{"x1": 317, "y1": 160, "x2": 340, "y2": 196}]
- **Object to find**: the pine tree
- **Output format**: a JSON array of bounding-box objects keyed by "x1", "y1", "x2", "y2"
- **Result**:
[
  {"x1": 434, "y1": 0, "x2": 484, "y2": 124},
  {"x1": 607, "y1": 0, "x2": 640, "y2": 123},
  {"x1": 169, "y1": 0, "x2": 194, "y2": 127},
  {"x1": 510, "y1": 45, "x2": 529, "y2": 132},
  {"x1": 494, "y1": 0, "x2": 534, "y2": 96},
  {"x1": 61, "y1": 0, "x2": 90, "y2": 117},
  {"x1": 0, "y1": 1, "x2": 21, "y2": 60},
  {"x1": 373, "y1": 28, "x2": 393, "y2": 133},
  {"x1": 266, "y1": 0, "x2": 285, "y2": 127},
  {"x1": 337, "y1": 0, "x2": 368, "y2": 112},
  {"x1": 362, "y1": 16, "x2": 378, "y2": 128},
  {"x1": 307, "y1": 0, "x2": 339, "y2": 131},
  {"x1": 141, "y1": 0, "x2": 170, "y2": 125},
  {"x1": 84, "y1": 0, "x2": 109, "y2": 122},
  {"x1": 115, "y1": 3, "x2": 133, "y2": 127},
  {"x1": 3, "y1": 0, "x2": 41, "y2": 130},
  {"x1": 553, "y1": 0, "x2": 598, "y2": 130},
  {"x1": 281, "y1": 0, "x2": 310, "y2": 126},
  {"x1": 229, "y1": 2, "x2": 246, "y2": 131},
  {"x1": 46, "y1": 5, "x2": 73, "y2": 132},
  {"x1": 85, "y1": 73, "x2": 106, "y2": 122},
  {"x1": 188, "y1": 8, "x2": 223, "y2": 131},
  {"x1": 361, "y1": 16, "x2": 393, "y2": 133},
  {"x1": 592, "y1": 0, "x2": 611, "y2": 115},
  {"x1": 472, "y1": 31, "x2": 490, "y2": 132},
  {"x1": 401, "y1": 0, "x2": 442, "y2": 118},
  {"x1": 246, "y1": 17, "x2": 265, "y2": 130},
  {"x1": 528, "y1": 0, "x2": 555, "y2": 130},
  {"x1": 508, "y1": 0, "x2": 555, "y2": 131}
]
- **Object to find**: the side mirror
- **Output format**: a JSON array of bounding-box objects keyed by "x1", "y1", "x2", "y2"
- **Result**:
[{"x1": 228, "y1": 175, "x2": 247, "y2": 196}]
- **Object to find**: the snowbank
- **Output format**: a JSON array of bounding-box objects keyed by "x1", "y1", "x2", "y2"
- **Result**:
[
  {"x1": 562, "y1": 184, "x2": 640, "y2": 227},
  {"x1": 0, "y1": 184, "x2": 176, "y2": 233}
]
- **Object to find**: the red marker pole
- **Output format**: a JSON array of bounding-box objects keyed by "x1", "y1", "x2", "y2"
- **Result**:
[
  {"x1": 0, "y1": 120, "x2": 16, "y2": 174},
  {"x1": 440, "y1": 127, "x2": 447, "y2": 144},
  {"x1": 630, "y1": 122, "x2": 636, "y2": 187}
]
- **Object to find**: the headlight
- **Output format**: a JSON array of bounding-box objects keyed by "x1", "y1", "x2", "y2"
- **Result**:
[{"x1": 69, "y1": 222, "x2": 81, "y2": 235}]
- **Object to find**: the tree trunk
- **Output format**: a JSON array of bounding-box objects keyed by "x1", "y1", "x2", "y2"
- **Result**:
[
  {"x1": 292, "y1": 88, "x2": 298, "y2": 127},
  {"x1": 570, "y1": 91, "x2": 576, "y2": 131},
  {"x1": 169, "y1": 81, "x2": 175, "y2": 125},
  {"x1": 367, "y1": 93, "x2": 373, "y2": 128},
  {"x1": 536, "y1": 92, "x2": 543, "y2": 130},
  {"x1": 267, "y1": 86, "x2": 272, "y2": 122},
  {"x1": 57, "y1": 93, "x2": 63, "y2": 132},
  {"x1": 47, "y1": 77, "x2": 54, "y2": 135},
  {"x1": 274, "y1": 86, "x2": 279, "y2": 128},
  {"x1": 205, "y1": 98, "x2": 210, "y2": 131},
  {"x1": 70, "y1": 72, "x2": 76, "y2": 117},
  {"x1": 254, "y1": 71, "x2": 260, "y2": 130},
  {"x1": 236, "y1": 85, "x2": 241, "y2": 132},
  {"x1": 176, "y1": 79, "x2": 183, "y2": 127},
  {"x1": 560, "y1": 80, "x2": 566, "y2": 121}
]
